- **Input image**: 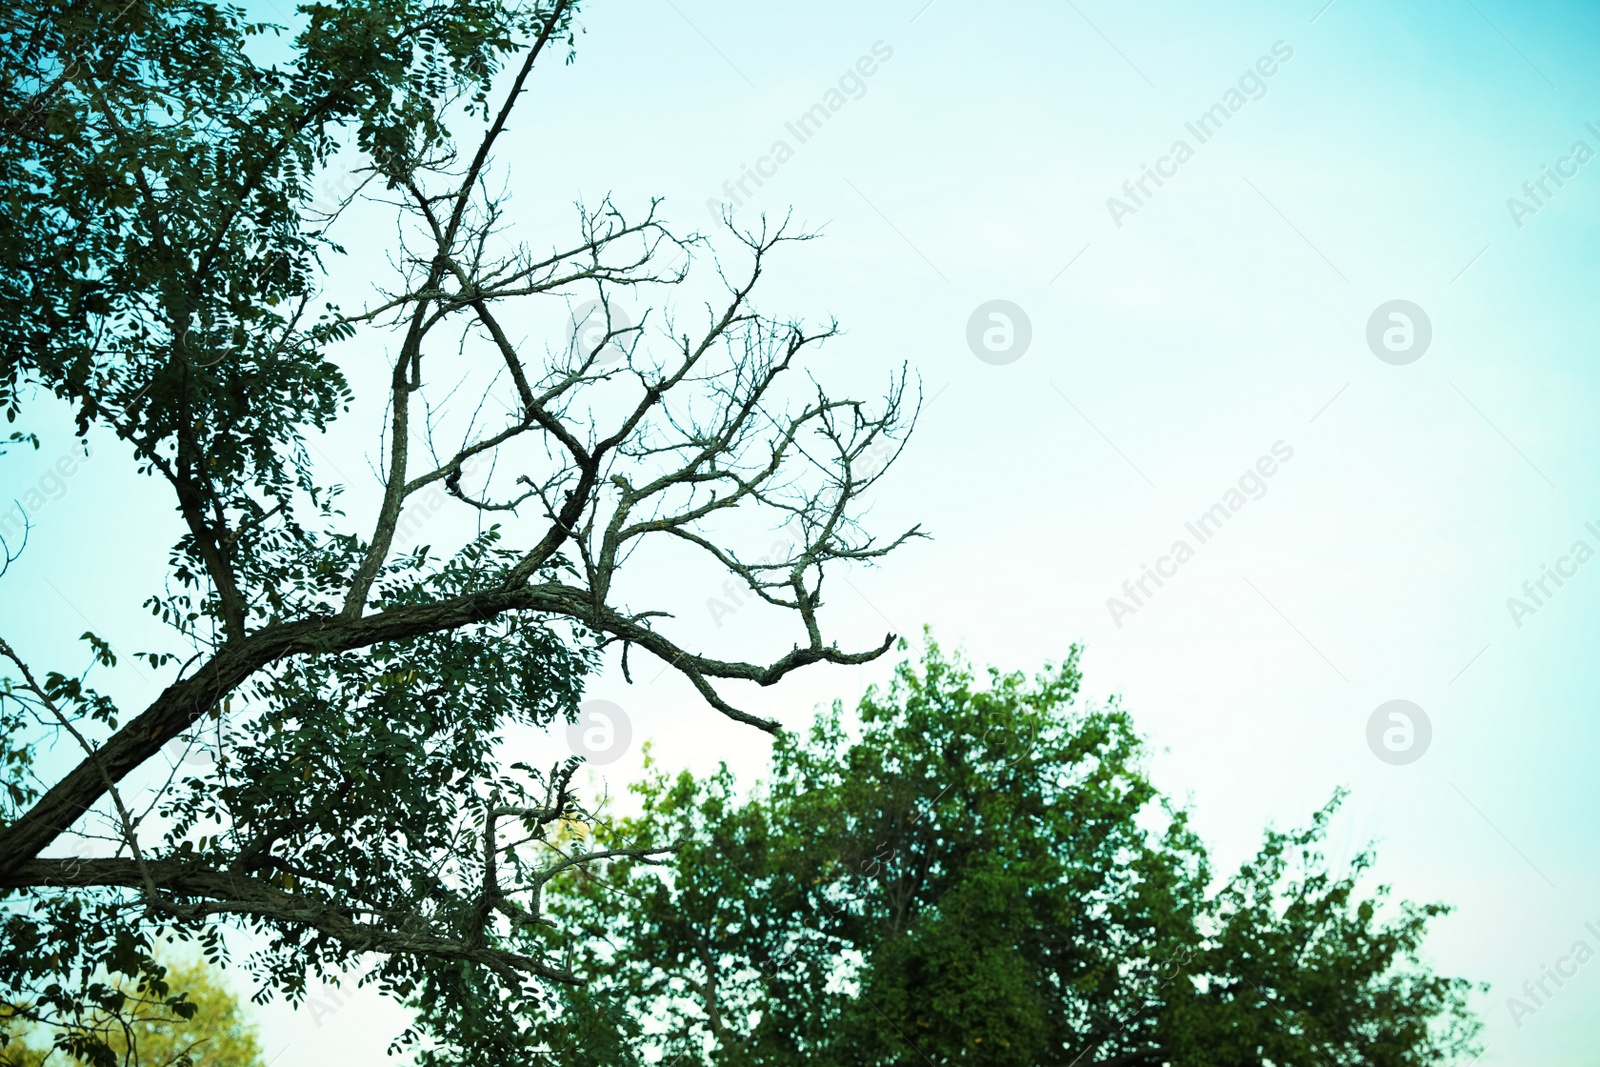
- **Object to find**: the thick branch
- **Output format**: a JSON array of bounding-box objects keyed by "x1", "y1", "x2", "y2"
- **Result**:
[
  {"x1": 0, "y1": 581, "x2": 891, "y2": 874},
  {"x1": 0, "y1": 858, "x2": 575, "y2": 985}
]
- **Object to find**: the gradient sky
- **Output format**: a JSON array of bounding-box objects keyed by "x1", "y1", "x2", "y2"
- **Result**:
[{"x1": 5, "y1": 0, "x2": 1600, "y2": 1062}]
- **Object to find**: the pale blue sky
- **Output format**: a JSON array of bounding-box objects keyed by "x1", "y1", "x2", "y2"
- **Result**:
[{"x1": 6, "y1": 0, "x2": 1600, "y2": 1062}]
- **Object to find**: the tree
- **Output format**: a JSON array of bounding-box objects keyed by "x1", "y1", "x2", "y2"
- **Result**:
[
  {"x1": 0, "y1": 0, "x2": 918, "y2": 1061},
  {"x1": 2, "y1": 955, "x2": 263, "y2": 1066},
  {"x1": 538, "y1": 638, "x2": 1483, "y2": 1066}
]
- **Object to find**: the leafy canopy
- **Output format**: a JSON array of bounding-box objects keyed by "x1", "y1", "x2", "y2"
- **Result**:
[
  {"x1": 2, "y1": 0, "x2": 916, "y2": 1062},
  {"x1": 1, "y1": 954, "x2": 263, "y2": 1067},
  {"x1": 534, "y1": 638, "x2": 1483, "y2": 1067}
]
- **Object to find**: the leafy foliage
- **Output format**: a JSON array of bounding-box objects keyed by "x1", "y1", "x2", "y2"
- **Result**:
[
  {"x1": 536, "y1": 639, "x2": 1483, "y2": 1066},
  {"x1": 1, "y1": 954, "x2": 263, "y2": 1067},
  {"x1": 1, "y1": 0, "x2": 916, "y2": 1062}
]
